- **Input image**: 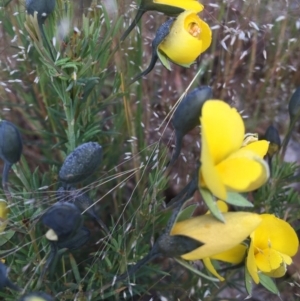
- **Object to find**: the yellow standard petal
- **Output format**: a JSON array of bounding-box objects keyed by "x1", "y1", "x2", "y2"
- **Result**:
[
  {"x1": 247, "y1": 239, "x2": 259, "y2": 284},
  {"x1": 158, "y1": 11, "x2": 212, "y2": 65},
  {"x1": 154, "y1": 0, "x2": 204, "y2": 13},
  {"x1": 252, "y1": 214, "x2": 299, "y2": 257},
  {"x1": 200, "y1": 125, "x2": 227, "y2": 200},
  {"x1": 215, "y1": 149, "x2": 269, "y2": 192},
  {"x1": 203, "y1": 257, "x2": 224, "y2": 281},
  {"x1": 171, "y1": 212, "x2": 262, "y2": 260},
  {"x1": 200, "y1": 100, "x2": 245, "y2": 199},
  {"x1": 201, "y1": 100, "x2": 245, "y2": 164}
]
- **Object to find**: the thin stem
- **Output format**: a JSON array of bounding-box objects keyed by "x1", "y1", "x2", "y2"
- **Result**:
[
  {"x1": 128, "y1": 49, "x2": 158, "y2": 86},
  {"x1": 120, "y1": 9, "x2": 145, "y2": 42}
]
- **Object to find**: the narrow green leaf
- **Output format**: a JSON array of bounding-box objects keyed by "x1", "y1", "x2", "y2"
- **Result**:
[
  {"x1": 244, "y1": 266, "x2": 253, "y2": 296},
  {"x1": 176, "y1": 204, "x2": 197, "y2": 222},
  {"x1": 157, "y1": 50, "x2": 172, "y2": 71},
  {"x1": 259, "y1": 273, "x2": 280, "y2": 295},
  {"x1": 200, "y1": 188, "x2": 224, "y2": 222},
  {"x1": 69, "y1": 253, "x2": 81, "y2": 285},
  {"x1": 226, "y1": 192, "x2": 253, "y2": 207},
  {"x1": 0, "y1": 230, "x2": 15, "y2": 247}
]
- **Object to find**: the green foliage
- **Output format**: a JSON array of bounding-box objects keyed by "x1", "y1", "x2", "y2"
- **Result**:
[{"x1": 0, "y1": 0, "x2": 299, "y2": 300}]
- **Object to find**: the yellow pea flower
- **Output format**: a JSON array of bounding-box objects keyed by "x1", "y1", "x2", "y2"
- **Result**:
[
  {"x1": 171, "y1": 212, "x2": 262, "y2": 261},
  {"x1": 143, "y1": 0, "x2": 204, "y2": 14},
  {"x1": 0, "y1": 199, "x2": 8, "y2": 232},
  {"x1": 158, "y1": 10, "x2": 211, "y2": 66},
  {"x1": 246, "y1": 214, "x2": 299, "y2": 284},
  {"x1": 199, "y1": 100, "x2": 270, "y2": 201},
  {"x1": 121, "y1": 0, "x2": 203, "y2": 42}
]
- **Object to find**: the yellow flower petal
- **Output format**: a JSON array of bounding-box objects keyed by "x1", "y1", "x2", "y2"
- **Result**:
[
  {"x1": 0, "y1": 199, "x2": 8, "y2": 220},
  {"x1": 171, "y1": 212, "x2": 262, "y2": 260},
  {"x1": 247, "y1": 239, "x2": 259, "y2": 284},
  {"x1": 252, "y1": 214, "x2": 299, "y2": 257},
  {"x1": 215, "y1": 149, "x2": 269, "y2": 192},
  {"x1": 154, "y1": 0, "x2": 204, "y2": 13},
  {"x1": 242, "y1": 140, "x2": 269, "y2": 158},
  {"x1": 201, "y1": 100, "x2": 245, "y2": 165},
  {"x1": 158, "y1": 11, "x2": 211, "y2": 65},
  {"x1": 206, "y1": 200, "x2": 228, "y2": 214},
  {"x1": 255, "y1": 248, "x2": 283, "y2": 272},
  {"x1": 0, "y1": 199, "x2": 8, "y2": 233},
  {"x1": 203, "y1": 257, "x2": 224, "y2": 281},
  {"x1": 264, "y1": 263, "x2": 287, "y2": 278},
  {"x1": 211, "y1": 244, "x2": 247, "y2": 264},
  {"x1": 200, "y1": 126, "x2": 227, "y2": 200}
]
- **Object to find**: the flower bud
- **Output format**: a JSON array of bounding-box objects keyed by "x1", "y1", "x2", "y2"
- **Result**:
[
  {"x1": 288, "y1": 87, "x2": 300, "y2": 121},
  {"x1": 169, "y1": 86, "x2": 212, "y2": 165},
  {"x1": 25, "y1": 0, "x2": 56, "y2": 25},
  {"x1": 59, "y1": 142, "x2": 103, "y2": 184},
  {"x1": 42, "y1": 202, "x2": 83, "y2": 241},
  {"x1": 263, "y1": 125, "x2": 281, "y2": 157}
]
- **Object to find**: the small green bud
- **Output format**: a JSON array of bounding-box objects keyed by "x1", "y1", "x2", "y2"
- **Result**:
[
  {"x1": 59, "y1": 142, "x2": 103, "y2": 184},
  {"x1": 288, "y1": 87, "x2": 300, "y2": 121}
]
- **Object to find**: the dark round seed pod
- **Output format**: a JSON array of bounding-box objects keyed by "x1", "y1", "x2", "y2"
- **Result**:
[
  {"x1": 25, "y1": 0, "x2": 56, "y2": 25},
  {"x1": 0, "y1": 120, "x2": 23, "y2": 165},
  {"x1": 18, "y1": 292, "x2": 54, "y2": 301},
  {"x1": 0, "y1": 262, "x2": 21, "y2": 291},
  {"x1": 288, "y1": 87, "x2": 300, "y2": 121},
  {"x1": 42, "y1": 202, "x2": 83, "y2": 241},
  {"x1": 0, "y1": 120, "x2": 23, "y2": 190},
  {"x1": 59, "y1": 142, "x2": 103, "y2": 184},
  {"x1": 57, "y1": 227, "x2": 90, "y2": 250},
  {"x1": 169, "y1": 86, "x2": 213, "y2": 165},
  {"x1": 156, "y1": 233, "x2": 203, "y2": 258},
  {"x1": 264, "y1": 125, "x2": 281, "y2": 157}
]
